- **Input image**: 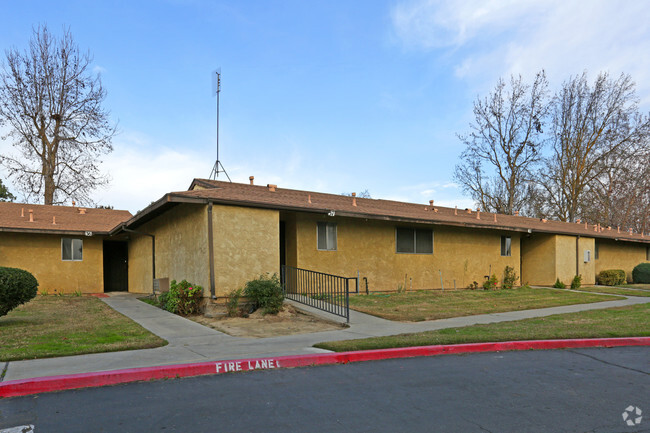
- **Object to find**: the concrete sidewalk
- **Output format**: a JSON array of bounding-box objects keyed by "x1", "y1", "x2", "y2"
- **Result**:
[{"x1": 2, "y1": 290, "x2": 649, "y2": 382}]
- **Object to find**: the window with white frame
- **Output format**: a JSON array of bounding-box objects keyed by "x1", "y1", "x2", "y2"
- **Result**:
[
  {"x1": 317, "y1": 222, "x2": 337, "y2": 251},
  {"x1": 500, "y1": 236, "x2": 511, "y2": 257},
  {"x1": 62, "y1": 238, "x2": 83, "y2": 261},
  {"x1": 396, "y1": 227, "x2": 433, "y2": 254}
]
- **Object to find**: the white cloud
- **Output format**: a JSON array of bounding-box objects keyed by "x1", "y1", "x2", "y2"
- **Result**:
[
  {"x1": 95, "y1": 133, "x2": 211, "y2": 213},
  {"x1": 392, "y1": 0, "x2": 650, "y2": 106},
  {"x1": 391, "y1": 0, "x2": 543, "y2": 49}
]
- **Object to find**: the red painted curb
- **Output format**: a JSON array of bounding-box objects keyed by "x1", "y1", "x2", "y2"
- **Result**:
[{"x1": 1, "y1": 337, "x2": 648, "y2": 398}]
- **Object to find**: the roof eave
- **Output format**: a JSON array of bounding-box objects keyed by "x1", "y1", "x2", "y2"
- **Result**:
[{"x1": 0, "y1": 227, "x2": 111, "y2": 236}]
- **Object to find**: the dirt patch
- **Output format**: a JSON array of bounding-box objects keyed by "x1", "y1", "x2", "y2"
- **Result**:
[{"x1": 190, "y1": 304, "x2": 346, "y2": 338}]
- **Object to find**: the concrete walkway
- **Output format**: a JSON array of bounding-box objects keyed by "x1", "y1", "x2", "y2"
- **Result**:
[{"x1": 3, "y1": 290, "x2": 649, "y2": 382}]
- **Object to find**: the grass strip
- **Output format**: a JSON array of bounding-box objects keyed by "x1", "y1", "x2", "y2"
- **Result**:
[
  {"x1": 574, "y1": 286, "x2": 650, "y2": 297},
  {"x1": 315, "y1": 303, "x2": 650, "y2": 352},
  {"x1": 0, "y1": 296, "x2": 167, "y2": 362},
  {"x1": 348, "y1": 287, "x2": 621, "y2": 322},
  {"x1": 620, "y1": 284, "x2": 650, "y2": 290}
]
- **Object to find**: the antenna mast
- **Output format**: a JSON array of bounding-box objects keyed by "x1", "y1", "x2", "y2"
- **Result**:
[{"x1": 209, "y1": 68, "x2": 231, "y2": 181}]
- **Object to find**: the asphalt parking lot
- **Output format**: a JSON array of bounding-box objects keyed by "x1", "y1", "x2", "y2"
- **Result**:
[{"x1": 1, "y1": 346, "x2": 648, "y2": 433}]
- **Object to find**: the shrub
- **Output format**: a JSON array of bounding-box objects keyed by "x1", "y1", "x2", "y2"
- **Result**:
[
  {"x1": 502, "y1": 266, "x2": 518, "y2": 290},
  {"x1": 467, "y1": 281, "x2": 479, "y2": 290},
  {"x1": 161, "y1": 279, "x2": 203, "y2": 316},
  {"x1": 0, "y1": 267, "x2": 39, "y2": 317},
  {"x1": 226, "y1": 288, "x2": 243, "y2": 317},
  {"x1": 632, "y1": 263, "x2": 650, "y2": 283},
  {"x1": 483, "y1": 274, "x2": 498, "y2": 290},
  {"x1": 243, "y1": 273, "x2": 284, "y2": 314},
  {"x1": 553, "y1": 278, "x2": 566, "y2": 289},
  {"x1": 570, "y1": 274, "x2": 582, "y2": 290},
  {"x1": 597, "y1": 269, "x2": 626, "y2": 286}
]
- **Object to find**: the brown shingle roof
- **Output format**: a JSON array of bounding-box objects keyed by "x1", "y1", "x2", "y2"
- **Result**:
[
  {"x1": 146, "y1": 178, "x2": 649, "y2": 244},
  {"x1": 0, "y1": 202, "x2": 132, "y2": 235}
]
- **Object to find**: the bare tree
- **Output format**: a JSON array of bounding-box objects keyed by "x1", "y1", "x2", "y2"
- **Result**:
[
  {"x1": 0, "y1": 25, "x2": 115, "y2": 205},
  {"x1": 538, "y1": 72, "x2": 650, "y2": 222},
  {"x1": 341, "y1": 189, "x2": 371, "y2": 198},
  {"x1": 454, "y1": 71, "x2": 549, "y2": 215},
  {"x1": 583, "y1": 139, "x2": 650, "y2": 232}
]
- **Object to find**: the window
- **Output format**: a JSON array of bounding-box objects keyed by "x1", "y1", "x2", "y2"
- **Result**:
[
  {"x1": 584, "y1": 250, "x2": 591, "y2": 263},
  {"x1": 500, "y1": 236, "x2": 511, "y2": 257},
  {"x1": 646, "y1": 246, "x2": 649, "y2": 261},
  {"x1": 595, "y1": 241, "x2": 599, "y2": 260},
  {"x1": 62, "y1": 238, "x2": 83, "y2": 261},
  {"x1": 396, "y1": 228, "x2": 433, "y2": 254},
  {"x1": 317, "y1": 222, "x2": 337, "y2": 251}
]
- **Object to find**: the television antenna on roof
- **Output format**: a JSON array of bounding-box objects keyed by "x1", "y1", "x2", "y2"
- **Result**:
[{"x1": 209, "y1": 68, "x2": 231, "y2": 181}]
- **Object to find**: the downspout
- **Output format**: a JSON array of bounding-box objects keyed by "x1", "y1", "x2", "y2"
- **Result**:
[
  {"x1": 576, "y1": 235, "x2": 580, "y2": 276},
  {"x1": 208, "y1": 201, "x2": 216, "y2": 299},
  {"x1": 122, "y1": 227, "x2": 156, "y2": 295}
]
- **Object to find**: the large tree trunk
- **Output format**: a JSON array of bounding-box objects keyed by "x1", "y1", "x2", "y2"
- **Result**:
[{"x1": 43, "y1": 158, "x2": 55, "y2": 205}]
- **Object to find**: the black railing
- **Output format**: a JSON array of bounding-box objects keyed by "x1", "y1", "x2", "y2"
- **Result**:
[{"x1": 281, "y1": 265, "x2": 351, "y2": 322}]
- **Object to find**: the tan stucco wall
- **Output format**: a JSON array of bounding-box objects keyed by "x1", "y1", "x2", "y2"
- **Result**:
[
  {"x1": 578, "y1": 237, "x2": 596, "y2": 285},
  {"x1": 291, "y1": 213, "x2": 520, "y2": 291},
  {"x1": 0, "y1": 232, "x2": 104, "y2": 293},
  {"x1": 128, "y1": 204, "x2": 209, "y2": 294},
  {"x1": 555, "y1": 235, "x2": 577, "y2": 284},
  {"x1": 213, "y1": 205, "x2": 280, "y2": 296},
  {"x1": 521, "y1": 233, "x2": 556, "y2": 285},
  {"x1": 555, "y1": 236, "x2": 595, "y2": 285},
  {"x1": 522, "y1": 234, "x2": 596, "y2": 286},
  {"x1": 595, "y1": 239, "x2": 649, "y2": 282}
]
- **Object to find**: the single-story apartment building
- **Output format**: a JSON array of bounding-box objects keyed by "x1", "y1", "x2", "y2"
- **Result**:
[
  {"x1": 0, "y1": 202, "x2": 131, "y2": 293},
  {"x1": 2, "y1": 178, "x2": 649, "y2": 296}
]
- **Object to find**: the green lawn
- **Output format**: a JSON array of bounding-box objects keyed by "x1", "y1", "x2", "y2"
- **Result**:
[
  {"x1": 575, "y1": 286, "x2": 650, "y2": 297},
  {"x1": 348, "y1": 287, "x2": 621, "y2": 322},
  {"x1": 315, "y1": 303, "x2": 650, "y2": 352},
  {"x1": 0, "y1": 296, "x2": 167, "y2": 362},
  {"x1": 620, "y1": 284, "x2": 650, "y2": 290}
]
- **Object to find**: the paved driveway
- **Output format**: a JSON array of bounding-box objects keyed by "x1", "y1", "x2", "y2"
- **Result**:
[{"x1": 1, "y1": 346, "x2": 648, "y2": 432}]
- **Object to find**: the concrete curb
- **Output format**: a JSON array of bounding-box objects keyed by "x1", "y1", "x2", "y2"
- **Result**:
[{"x1": 1, "y1": 337, "x2": 648, "y2": 398}]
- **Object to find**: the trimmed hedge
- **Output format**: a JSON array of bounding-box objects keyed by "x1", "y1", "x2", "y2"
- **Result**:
[
  {"x1": 632, "y1": 263, "x2": 650, "y2": 284},
  {"x1": 0, "y1": 266, "x2": 39, "y2": 317},
  {"x1": 597, "y1": 269, "x2": 626, "y2": 286}
]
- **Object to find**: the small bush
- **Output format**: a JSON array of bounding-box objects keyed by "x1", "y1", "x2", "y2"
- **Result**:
[
  {"x1": 467, "y1": 281, "x2": 479, "y2": 290},
  {"x1": 161, "y1": 280, "x2": 203, "y2": 316},
  {"x1": 226, "y1": 288, "x2": 243, "y2": 317},
  {"x1": 243, "y1": 273, "x2": 284, "y2": 315},
  {"x1": 483, "y1": 274, "x2": 498, "y2": 290},
  {"x1": 502, "y1": 266, "x2": 518, "y2": 290},
  {"x1": 632, "y1": 263, "x2": 650, "y2": 283},
  {"x1": 0, "y1": 267, "x2": 39, "y2": 317},
  {"x1": 553, "y1": 278, "x2": 566, "y2": 289},
  {"x1": 597, "y1": 269, "x2": 626, "y2": 286},
  {"x1": 158, "y1": 290, "x2": 172, "y2": 311},
  {"x1": 570, "y1": 274, "x2": 582, "y2": 290}
]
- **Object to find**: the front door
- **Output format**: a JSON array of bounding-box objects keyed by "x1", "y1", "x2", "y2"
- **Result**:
[{"x1": 103, "y1": 241, "x2": 128, "y2": 292}]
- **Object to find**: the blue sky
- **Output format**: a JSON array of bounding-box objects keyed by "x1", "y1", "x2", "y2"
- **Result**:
[{"x1": 2, "y1": 0, "x2": 650, "y2": 213}]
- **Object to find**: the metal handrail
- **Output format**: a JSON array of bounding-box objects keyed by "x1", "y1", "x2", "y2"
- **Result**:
[{"x1": 281, "y1": 265, "x2": 351, "y2": 323}]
